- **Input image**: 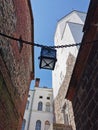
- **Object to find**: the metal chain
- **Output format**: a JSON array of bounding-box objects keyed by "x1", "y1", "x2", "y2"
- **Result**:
[
  {"x1": 49, "y1": 43, "x2": 81, "y2": 48},
  {"x1": 0, "y1": 32, "x2": 96, "y2": 49}
]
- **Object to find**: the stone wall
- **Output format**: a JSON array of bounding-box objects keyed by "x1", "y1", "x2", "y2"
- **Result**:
[
  {"x1": 0, "y1": 0, "x2": 34, "y2": 129},
  {"x1": 54, "y1": 53, "x2": 76, "y2": 130}
]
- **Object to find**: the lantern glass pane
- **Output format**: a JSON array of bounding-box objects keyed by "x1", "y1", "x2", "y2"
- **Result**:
[
  {"x1": 39, "y1": 47, "x2": 57, "y2": 70},
  {"x1": 40, "y1": 58, "x2": 55, "y2": 69},
  {"x1": 41, "y1": 48, "x2": 56, "y2": 58}
]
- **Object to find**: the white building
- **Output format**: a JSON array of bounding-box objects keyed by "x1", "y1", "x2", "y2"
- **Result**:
[
  {"x1": 52, "y1": 10, "x2": 86, "y2": 98},
  {"x1": 22, "y1": 78, "x2": 53, "y2": 130}
]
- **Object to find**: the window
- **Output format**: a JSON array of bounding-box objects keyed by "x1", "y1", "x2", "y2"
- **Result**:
[
  {"x1": 38, "y1": 101, "x2": 43, "y2": 111},
  {"x1": 47, "y1": 97, "x2": 50, "y2": 100},
  {"x1": 46, "y1": 102, "x2": 50, "y2": 112},
  {"x1": 26, "y1": 100, "x2": 29, "y2": 110},
  {"x1": 35, "y1": 120, "x2": 41, "y2": 130},
  {"x1": 39, "y1": 96, "x2": 43, "y2": 99},
  {"x1": 21, "y1": 119, "x2": 26, "y2": 130},
  {"x1": 45, "y1": 120, "x2": 50, "y2": 130},
  {"x1": 64, "y1": 114, "x2": 69, "y2": 125}
]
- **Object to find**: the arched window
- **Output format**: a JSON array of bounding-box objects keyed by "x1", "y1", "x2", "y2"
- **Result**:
[
  {"x1": 45, "y1": 120, "x2": 50, "y2": 130},
  {"x1": 46, "y1": 102, "x2": 50, "y2": 112},
  {"x1": 26, "y1": 100, "x2": 29, "y2": 110},
  {"x1": 21, "y1": 119, "x2": 26, "y2": 130},
  {"x1": 35, "y1": 120, "x2": 41, "y2": 130},
  {"x1": 38, "y1": 101, "x2": 43, "y2": 111}
]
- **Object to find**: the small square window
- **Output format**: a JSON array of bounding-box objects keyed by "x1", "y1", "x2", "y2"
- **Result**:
[
  {"x1": 47, "y1": 97, "x2": 50, "y2": 100},
  {"x1": 28, "y1": 95, "x2": 30, "y2": 97},
  {"x1": 39, "y1": 96, "x2": 43, "y2": 99}
]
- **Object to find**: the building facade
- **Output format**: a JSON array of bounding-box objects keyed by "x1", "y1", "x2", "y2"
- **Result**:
[
  {"x1": 52, "y1": 11, "x2": 87, "y2": 130},
  {"x1": 66, "y1": 0, "x2": 98, "y2": 130},
  {"x1": 0, "y1": 0, "x2": 34, "y2": 130},
  {"x1": 23, "y1": 79, "x2": 53, "y2": 130},
  {"x1": 52, "y1": 10, "x2": 86, "y2": 98}
]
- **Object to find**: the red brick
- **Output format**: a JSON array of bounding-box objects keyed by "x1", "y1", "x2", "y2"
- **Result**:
[{"x1": 0, "y1": 0, "x2": 34, "y2": 130}]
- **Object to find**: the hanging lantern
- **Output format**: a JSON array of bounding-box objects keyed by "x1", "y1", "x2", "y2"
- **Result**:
[{"x1": 39, "y1": 47, "x2": 57, "y2": 70}]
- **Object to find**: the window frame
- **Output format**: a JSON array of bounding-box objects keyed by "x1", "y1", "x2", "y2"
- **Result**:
[
  {"x1": 46, "y1": 102, "x2": 50, "y2": 112},
  {"x1": 22, "y1": 119, "x2": 26, "y2": 130},
  {"x1": 35, "y1": 120, "x2": 41, "y2": 130},
  {"x1": 26, "y1": 100, "x2": 29, "y2": 110},
  {"x1": 38, "y1": 101, "x2": 43, "y2": 111}
]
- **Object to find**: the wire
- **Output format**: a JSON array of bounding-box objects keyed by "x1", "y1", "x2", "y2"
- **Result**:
[
  {"x1": 0, "y1": 32, "x2": 96, "y2": 49},
  {"x1": 49, "y1": 43, "x2": 81, "y2": 48}
]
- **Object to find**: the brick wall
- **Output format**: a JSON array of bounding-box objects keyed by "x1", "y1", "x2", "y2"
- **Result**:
[
  {"x1": 0, "y1": 71, "x2": 19, "y2": 130},
  {"x1": 0, "y1": 0, "x2": 34, "y2": 129},
  {"x1": 66, "y1": 1, "x2": 98, "y2": 130},
  {"x1": 72, "y1": 45, "x2": 98, "y2": 130}
]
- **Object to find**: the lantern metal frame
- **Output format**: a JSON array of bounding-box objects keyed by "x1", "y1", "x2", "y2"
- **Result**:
[{"x1": 39, "y1": 47, "x2": 57, "y2": 70}]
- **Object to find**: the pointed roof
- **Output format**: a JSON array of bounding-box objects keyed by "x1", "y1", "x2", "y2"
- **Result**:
[{"x1": 54, "y1": 10, "x2": 86, "y2": 39}]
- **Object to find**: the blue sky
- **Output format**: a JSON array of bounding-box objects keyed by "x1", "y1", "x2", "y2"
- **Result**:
[{"x1": 30, "y1": 0, "x2": 90, "y2": 89}]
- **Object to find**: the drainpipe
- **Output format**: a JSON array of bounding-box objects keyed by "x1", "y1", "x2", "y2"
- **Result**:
[{"x1": 27, "y1": 89, "x2": 35, "y2": 130}]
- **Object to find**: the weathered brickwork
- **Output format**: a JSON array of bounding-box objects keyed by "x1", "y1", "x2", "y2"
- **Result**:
[
  {"x1": 0, "y1": 0, "x2": 34, "y2": 129},
  {"x1": 72, "y1": 47, "x2": 98, "y2": 130},
  {"x1": 0, "y1": 0, "x2": 16, "y2": 34},
  {"x1": 66, "y1": 1, "x2": 98, "y2": 130},
  {"x1": 0, "y1": 72, "x2": 19, "y2": 130},
  {"x1": 54, "y1": 53, "x2": 76, "y2": 130}
]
